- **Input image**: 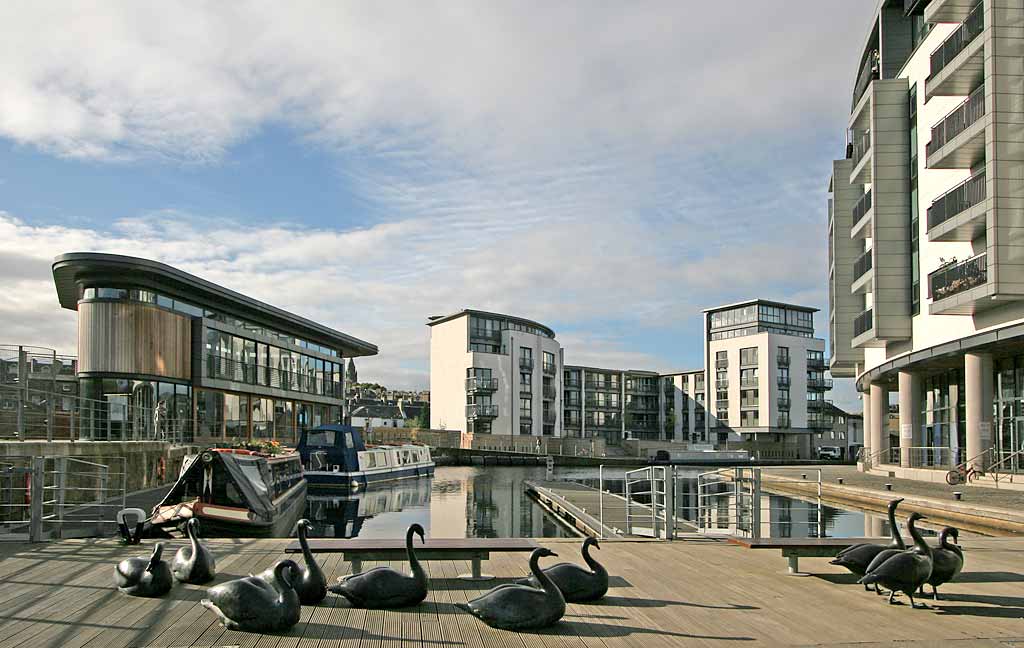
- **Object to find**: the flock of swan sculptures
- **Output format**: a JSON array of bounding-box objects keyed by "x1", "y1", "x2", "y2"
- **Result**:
[
  {"x1": 829, "y1": 498, "x2": 965, "y2": 609},
  {"x1": 113, "y1": 519, "x2": 609, "y2": 633}
]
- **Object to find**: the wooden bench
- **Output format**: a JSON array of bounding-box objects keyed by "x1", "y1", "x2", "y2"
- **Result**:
[
  {"x1": 286, "y1": 538, "x2": 541, "y2": 581},
  {"x1": 727, "y1": 536, "x2": 878, "y2": 576}
]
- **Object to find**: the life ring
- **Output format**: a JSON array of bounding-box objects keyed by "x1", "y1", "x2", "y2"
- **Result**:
[{"x1": 156, "y1": 456, "x2": 166, "y2": 482}]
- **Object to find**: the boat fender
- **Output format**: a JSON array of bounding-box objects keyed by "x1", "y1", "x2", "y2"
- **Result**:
[
  {"x1": 157, "y1": 457, "x2": 166, "y2": 482},
  {"x1": 117, "y1": 508, "x2": 148, "y2": 545}
]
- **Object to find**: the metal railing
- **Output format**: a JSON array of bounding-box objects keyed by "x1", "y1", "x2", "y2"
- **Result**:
[
  {"x1": 627, "y1": 383, "x2": 658, "y2": 394},
  {"x1": 927, "y1": 170, "x2": 986, "y2": 230},
  {"x1": 697, "y1": 467, "x2": 824, "y2": 540},
  {"x1": 519, "y1": 357, "x2": 534, "y2": 371},
  {"x1": 808, "y1": 378, "x2": 834, "y2": 390},
  {"x1": 777, "y1": 376, "x2": 791, "y2": 388},
  {"x1": 853, "y1": 49, "x2": 879, "y2": 108},
  {"x1": 542, "y1": 411, "x2": 556, "y2": 424},
  {"x1": 716, "y1": 379, "x2": 729, "y2": 389},
  {"x1": 854, "y1": 249, "x2": 873, "y2": 279},
  {"x1": 777, "y1": 396, "x2": 791, "y2": 409},
  {"x1": 852, "y1": 129, "x2": 872, "y2": 167},
  {"x1": 465, "y1": 377, "x2": 498, "y2": 392},
  {"x1": 585, "y1": 399, "x2": 619, "y2": 409},
  {"x1": 854, "y1": 308, "x2": 874, "y2": 337},
  {"x1": 542, "y1": 385, "x2": 557, "y2": 400},
  {"x1": 776, "y1": 353, "x2": 790, "y2": 366},
  {"x1": 852, "y1": 189, "x2": 873, "y2": 223},
  {"x1": 469, "y1": 328, "x2": 501, "y2": 341},
  {"x1": 466, "y1": 404, "x2": 499, "y2": 419},
  {"x1": 542, "y1": 363, "x2": 556, "y2": 376},
  {"x1": 715, "y1": 359, "x2": 728, "y2": 369},
  {"x1": 584, "y1": 380, "x2": 616, "y2": 390},
  {"x1": 930, "y1": 1, "x2": 984, "y2": 78},
  {"x1": 740, "y1": 378, "x2": 759, "y2": 389},
  {"x1": 929, "y1": 253, "x2": 987, "y2": 301},
  {"x1": 927, "y1": 84, "x2": 985, "y2": 156}
]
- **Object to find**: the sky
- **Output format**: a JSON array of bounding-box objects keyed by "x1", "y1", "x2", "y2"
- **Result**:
[{"x1": 0, "y1": 1, "x2": 874, "y2": 410}]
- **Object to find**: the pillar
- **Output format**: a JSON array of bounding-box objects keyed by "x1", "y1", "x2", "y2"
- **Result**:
[
  {"x1": 870, "y1": 382, "x2": 888, "y2": 464},
  {"x1": 965, "y1": 352, "x2": 993, "y2": 471},
  {"x1": 860, "y1": 387, "x2": 872, "y2": 467},
  {"x1": 898, "y1": 370, "x2": 921, "y2": 468}
]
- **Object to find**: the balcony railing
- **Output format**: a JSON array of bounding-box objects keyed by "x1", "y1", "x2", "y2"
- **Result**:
[
  {"x1": 564, "y1": 379, "x2": 580, "y2": 389},
  {"x1": 807, "y1": 357, "x2": 826, "y2": 371},
  {"x1": 929, "y1": 253, "x2": 988, "y2": 301},
  {"x1": 715, "y1": 359, "x2": 728, "y2": 369},
  {"x1": 543, "y1": 411, "x2": 556, "y2": 424},
  {"x1": 807, "y1": 399, "x2": 831, "y2": 410},
  {"x1": 715, "y1": 399, "x2": 729, "y2": 411},
  {"x1": 777, "y1": 396, "x2": 791, "y2": 409},
  {"x1": 777, "y1": 376, "x2": 791, "y2": 388},
  {"x1": 542, "y1": 362, "x2": 556, "y2": 376},
  {"x1": 715, "y1": 379, "x2": 729, "y2": 389},
  {"x1": 853, "y1": 49, "x2": 879, "y2": 108},
  {"x1": 851, "y1": 129, "x2": 871, "y2": 167},
  {"x1": 739, "y1": 378, "x2": 759, "y2": 389},
  {"x1": 808, "y1": 416, "x2": 832, "y2": 429},
  {"x1": 627, "y1": 383, "x2": 658, "y2": 394},
  {"x1": 466, "y1": 404, "x2": 499, "y2": 419},
  {"x1": 808, "y1": 378, "x2": 834, "y2": 390},
  {"x1": 854, "y1": 249, "x2": 873, "y2": 280},
  {"x1": 591, "y1": 416, "x2": 621, "y2": 428},
  {"x1": 777, "y1": 415, "x2": 791, "y2": 429},
  {"x1": 465, "y1": 377, "x2": 498, "y2": 393},
  {"x1": 928, "y1": 84, "x2": 985, "y2": 156},
  {"x1": 927, "y1": 171, "x2": 987, "y2": 230},
  {"x1": 543, "y1": 385, "x2": 556, "y2": 400},
  {"x1": 585, "y1": 399, "x2": 619, "y2": 409},
  {"x1": 626, "y1": 401, "x2": 658, "y2": 412},
  {"x1": 854, "y1": 308, "x2": 873, "y2": 337},
  {"x1": 585, "y1": 380, "x2": 615, "y2": 391},
  {"x1": 929, "y1": 2, "x2": 984, "y2": 78},
  {"x1": 470, "y1": 328, "x2": 501, "y2": 341},
  {"x1": 776, "y1": 352, "x2": 790, "y2": 366},
  {"x1": 852, "y1": 189, "x2": 873, "y2": 223},
  {"x1": 564, "y1": 399, "x2": 581, "y2": 409},
  {"x1": 519, "y1": 357, "x2": 534, "y2": 371}
]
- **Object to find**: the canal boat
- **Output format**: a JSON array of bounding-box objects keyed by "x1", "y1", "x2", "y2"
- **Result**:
[
  {"x1": 149, "y1": 448, "x2": 307, "y2": 537},
  {"x1": 296, "y1": 424, "x2": 434, "y2": 490}
]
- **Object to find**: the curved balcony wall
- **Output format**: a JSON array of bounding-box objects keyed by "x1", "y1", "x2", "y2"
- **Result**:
[{"x1": 78, "y1": 301, "x2": 191, "y2": 380}]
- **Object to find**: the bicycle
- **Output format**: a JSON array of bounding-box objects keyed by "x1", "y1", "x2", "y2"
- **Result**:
[{"x1": 945, "y1": 463, "x2": 979, "y2": 486}]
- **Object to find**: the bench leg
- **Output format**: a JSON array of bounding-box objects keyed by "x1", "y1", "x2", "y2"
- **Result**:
[
  {"x1": 351, "y1": 558, "x2": 362, "y2": 576},
  {"x1": 786, "y1": 555, "x2": 809, "y2": 577},
  {"x1": 457, "y1": 554, "x2": 494, "y2": 581}
]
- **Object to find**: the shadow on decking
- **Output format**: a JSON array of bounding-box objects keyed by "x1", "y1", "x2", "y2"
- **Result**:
[
  {"x1": 534, "y1": 619, "x2": 755, "y2": 641},
  {"x1": 955, "y1": 571, "x2": 1024, "y2": 583},
  {"x1": 594, "y1": 595, "x2": 759, "y2": 610}
]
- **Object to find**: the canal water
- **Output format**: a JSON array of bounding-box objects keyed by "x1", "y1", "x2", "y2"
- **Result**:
[{"x1": 299, "y1": 465, "x2": 914, "y2": 540}]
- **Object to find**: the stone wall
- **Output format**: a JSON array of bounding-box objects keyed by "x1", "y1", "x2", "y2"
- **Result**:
[
  {"x1": 469, "y1": 433, "x2": 606, "y2": 457},
  {"x1": 363, "y1": 427, "x2": 469, "y2": 449}
]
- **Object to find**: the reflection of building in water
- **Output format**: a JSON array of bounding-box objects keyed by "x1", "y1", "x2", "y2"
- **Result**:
[
  {"x1": 304, "y1": 477, "x2": 432, "y2": 538},
  {"x1": 464, "y1": 471, "x2": 551, "y2": 538}
]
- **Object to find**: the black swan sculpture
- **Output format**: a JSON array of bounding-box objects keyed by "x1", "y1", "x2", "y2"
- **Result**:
[
  {"x1": 830, "y1": 497, "x2": 905, "y2": 590},
  {"x1": 293, "y1": 518, "x2": 327, "y2": 604},
  {"x1": 201, "y1": 560, "x2": 301, "y2": 633},
  {"x1": 924, "y1": 527, "x2": 963, "y2": 600},
  {"x1": 115, "y1": 542, "x2": 173, "y2": 597},
  {"x1": 859, "y1": 511, "x2": 933, "y2": 608},
  {"x1": 458, "y1": 547, "x2": 565, "y2": 630},
  {"x1": 172, "y1": 518, "x2": 216, "y2": 584},
  {"x1": 515, "y1": 536, "x2": 607, "y2": 602},
  {"x1": 328, "y1": 523, "x2": 428, "y2": 608}
]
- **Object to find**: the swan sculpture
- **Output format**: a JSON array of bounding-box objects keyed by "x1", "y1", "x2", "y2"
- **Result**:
[
  {"x1": 830, "y1": 497, "x2": 905, "y2": 590},
  {"x1": 172, "y1": 518, "x2": 216, "y2": 585},
  {"x1": 115, "y1": 542, "x2": 173, "y2": 597},
  {"x1": 201, "y1": 560, "x2": 301, "y2": 633},
  {"x1": 328, "y1": 523, "x2": 428, "y2": 608},
  {"x1": 293, "y1": 518, "x2": 327, "y2": 604},
  {"x1": 859, "y1": 512, "x2": 934, "y2": 608},
  {"x1": 924, "y1": 527, "x2": 963, "y2": 600},
  {"x1": 515, "y1": 536, "x2": 607, "y2": 602},
  {"x1": 458, "y1": 547, "x2": 565, "y2": 630}
]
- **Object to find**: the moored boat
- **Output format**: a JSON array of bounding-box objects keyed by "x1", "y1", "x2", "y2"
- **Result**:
[
  {"x1": 297, "y1": 424, "x2": 434, "y2": 490},
  {"x1": 150, "y1": 448, "x2": 306, "y2": 537}
]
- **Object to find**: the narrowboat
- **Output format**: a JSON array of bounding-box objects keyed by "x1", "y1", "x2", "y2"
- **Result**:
[
  {"x1": 297, "y1": 424, "x2": 434, "y2": 490},
  {"x1": 149, "y1": 448, "x2": 306, "y2": 537}
]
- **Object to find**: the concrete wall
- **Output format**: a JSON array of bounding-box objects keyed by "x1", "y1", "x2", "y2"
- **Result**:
[
  {"x1": 470, "y1": 433, "x2": 605, "y2": 457},
  {"x1": 429, "y1": 316, "x2": 471, "y2": 432},
  {"x1": 363, "y1": 427, "x2": 468, "y2": 449}
]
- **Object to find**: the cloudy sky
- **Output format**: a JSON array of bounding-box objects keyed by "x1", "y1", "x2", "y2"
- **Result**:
[{"x1": 0, "y1": 1, "x2": 873, "y2": 409}]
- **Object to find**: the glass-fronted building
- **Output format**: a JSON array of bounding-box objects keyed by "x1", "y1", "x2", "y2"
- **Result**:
[{"x1": 52, "y1": 253, "x2": 377, "y2": 444}]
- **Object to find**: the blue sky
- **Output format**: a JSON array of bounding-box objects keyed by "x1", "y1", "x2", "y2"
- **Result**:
[{"x1": 0, "y1": 1, "x2": 873, "y2": 409}]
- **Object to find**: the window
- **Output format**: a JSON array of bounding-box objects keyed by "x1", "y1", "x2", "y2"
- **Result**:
[
  {"x1": 520, "y1": 398, "x2": 532, "y2": 417},
  {"x1": 909, "y1": 84, "x2": 921, "y2": 316},
  {"x1": 740, "y1": 368, "x2": 758, "y2": 388},
  {"x1": 740, "y1": 410, "x2": 759, "y2": 427},
  {"x1": 520, "y1": 372, "x2": 532, "y2": 389},
  {"x1": 740, "y1": 347, "x2": 758, "y2": 367},
  {"x1": 543, "y1": 351, "x2": 555, "y2": 373},
  {"x1": 741, "y1": 390, "x2": 759, "y2": 408}
]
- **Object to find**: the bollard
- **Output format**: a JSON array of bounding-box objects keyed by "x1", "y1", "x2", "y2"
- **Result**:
[
  {"x1": 885, "y1": 483, "x2": 893, "y2": 491},
  {"x1": 801, "y1": 473, "x2": 807, "y2": 480},
  {"x1": 953, "y1": 492, "x2": 963, "y2": 501},
  {"x1": 837, "y1": 478, "x2": 844, "y2": 485}
]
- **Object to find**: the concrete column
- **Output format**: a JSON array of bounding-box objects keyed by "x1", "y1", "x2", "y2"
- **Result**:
[
  {"x1": 870, "y1": 382, "x2": 888, "y2": 464},
  {"x1": 965, "y1": 352, "x2": 994, "y2": 470},
  {"x1": 898, "y1": 370, "x2": 921, "y2": 468},
  {"x1": 861, "y1": 388, "x2": 872, "y2": 465}
]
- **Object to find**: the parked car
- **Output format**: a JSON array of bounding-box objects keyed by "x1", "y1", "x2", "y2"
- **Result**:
[{"x1": 817, "y1": 446, "x2": 843, "y2": 460}]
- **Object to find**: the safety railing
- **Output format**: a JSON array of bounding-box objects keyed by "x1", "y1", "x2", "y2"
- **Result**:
[
  {"x1": 929, "y1": 253, "x2": 987, "y2": 301},
  {"x1": 697, "y1": 467, "x2": 824, "y2": 540},
  {"x1": 852, "y1": 189, "x2": 873, "y2": 224},
  {"x1": 854, "y1": 249, "x2": 873, "y2": 280},
  {"x1": 927, "y1": 170, "x2": 986, "y2": 231},
  {"x1": 929, "y1": 1, "x2": 984, "y2": 78},
  {"x1": 927, "y1": 84, "x2": 985, "y2": 156}
]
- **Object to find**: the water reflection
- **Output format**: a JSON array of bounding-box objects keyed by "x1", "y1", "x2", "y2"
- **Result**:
[{"x1": 301, "y1": 466, "x2": 574, "y2": 539}]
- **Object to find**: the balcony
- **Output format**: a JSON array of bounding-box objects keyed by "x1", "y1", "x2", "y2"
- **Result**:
[
  {"x1": 715, "y1": 399, "x2": 729, "y2": 411},
  {"x1": 807, "y1": 378, "x2": 834, "y2": 391},
  {"x1": 927, "y1": 171, "x2": 987, "y2": 241},
  {"x1": 466, "y1": 404, "x2": 498, "y2": 420},
  {"x1": 739, "y1": 378, "x2": 759, "y2": 389},
  {"x1": 852, "y1": 249, "x2": 873, "y2": 294},
  {"x1": 852, "y1": 49, "x2": 879, "y2": 110},
  {"x1": 542, "y1": 362, "x2": 556, "y2": 376},
  {"x1": 563, "y1": 416, "x2": 581, "y2": 429},
  {"x1": 929, "y1": 253, "x2": 990, "y2": 314},
  {"x1": 777, "y1": 376, "x2": 791, "y2": 388},
  {"x1": 465, "y1": 377, "x2": 498, "y2": 393},
  {"x1": 807, "y1": 399, "x2": 831, "y2": 411},
  {"x1": 851, "y1": 189, "x2": 873, "y2": 238},
  {"x1": 807, "y1": 357, "x2": 827, "y2": 371},
  {"x1": 564, "y1": 399, "x2": 581, "y2": 409},
  {"x1": 543, "y1": 385, "x2": 557, "y2": 400},
  {"x1": 715, "y1": 378, "x2": 729, "y2": 390},
  {"x1": 927, "y1": 85, "x2": 986, "y2": 169},
  {"x1": 519, "y1": 357, "x2": 534, "y2": 371},
  {"x1": 585, "y1": 380, "x2": 614, "y2": 391},
  {"x1": 854, "y1": 308, "x2": 873, "y2": 338},
  {"x1": 927, "y1": 2, "x2": 985, "y2": 98},
  {"x1": 776, "y1": 352, "x2": 790, "y2": 366},
  {"x1": 850, "y1": 129, "x2": 872, "y2": 184},
  {"x1": 543, "y1": 410, "x2": 556, "y2": 424},
  {"x1": 715, "y1": 359, "x2": 728, "y2": 369},
  {"x1": 777, "y1": 396, "x2": 791, "y2": 409},
  {"x1": 926, "y1": 0, "x2": 982, "y2": 24},
  {"x1": 777, "y1": 415, "x2": 791, "y2": 429},
  {"x1": 586, "y1": 399, "x2": 619, "y2": 410},
  {"x1": 564, "y1": 379, "x2": 580, "y2": 389},
  {"x1": 519, "y1": 383, "x2": 533, "y2": 395},
  {"x1": 626, "y1": 400, "x2": 658, "y2": 412},
  {"x1": 808, "y1": 416, "x2": 832, "y2": 430},
  {"x1": 627, "y1": 383, "x2": 658, "y2": 395},
  {"x1": 469, "y1": 328, "x2": 501, "y2": 342}
]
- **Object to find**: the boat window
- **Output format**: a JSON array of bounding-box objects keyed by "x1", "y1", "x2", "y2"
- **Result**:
[
  {"x1": 344, "y1": 431, "x2": 353, "y2": 448},
  {"x1": 307, "y1": 430, "x2": 335, "y2": 446},
  {"x1": 364, "y1": 454, "x2": 375, "y2": 469}
]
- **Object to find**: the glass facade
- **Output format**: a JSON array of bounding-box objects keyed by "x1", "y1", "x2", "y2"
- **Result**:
[
  {"x1": 205, "y1": 329, "x2": 343, "y2": 398},
  {"x1": 708, "y1": 303, "x2": 814, "y2": 341},
  {"x1": 79, "y1": 377, "x2": 192, "y2": 442}
]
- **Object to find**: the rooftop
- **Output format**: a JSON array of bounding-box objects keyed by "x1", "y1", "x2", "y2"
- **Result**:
[
  {"x1": 703, "y1": 298, "x2": 819, "y2": 315},
  {"x1": 426, "y1": 308, "x2": 556, "y2": 338}
]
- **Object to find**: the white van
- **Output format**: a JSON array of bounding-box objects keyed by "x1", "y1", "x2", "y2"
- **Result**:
[{"x1": 817, "y1": 446, "x2": 843, "y2": 460}]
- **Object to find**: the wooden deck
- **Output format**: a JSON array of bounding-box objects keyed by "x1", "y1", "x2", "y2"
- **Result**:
[{"x1": 0, "y1": 535, "x2": 1022, "y2": 647}]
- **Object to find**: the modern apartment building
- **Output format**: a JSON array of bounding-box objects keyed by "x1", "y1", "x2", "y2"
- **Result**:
[
  {"x1": 561, "y1": 366, "x2": 661, "y2": 445},
  {"x1": 659, "y1": 370, "x2": 709, "y2": 445},
  {"x1": 427, "y1": 310, "x2": 564, "y2": 437},
  {"x1": 704, "y1": 300, "x2": 832, "y2": 458},
  {"x1": 828, "y1": 0, "x2": 1024, "y2": 477}
]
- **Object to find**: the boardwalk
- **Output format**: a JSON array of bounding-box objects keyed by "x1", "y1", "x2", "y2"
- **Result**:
[{"x1": 0, "y1": 535, "x2": 1022, "y2": 646}]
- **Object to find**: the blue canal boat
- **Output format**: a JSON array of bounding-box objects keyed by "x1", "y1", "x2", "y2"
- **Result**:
[{"x1": 297, "y1": 424, "x2": 434, "y2": 490}]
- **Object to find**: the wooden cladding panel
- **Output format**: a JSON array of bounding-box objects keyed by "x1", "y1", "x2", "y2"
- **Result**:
[{"x1": 78, "y1": 301, "x2": 191, "y2": 379}]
